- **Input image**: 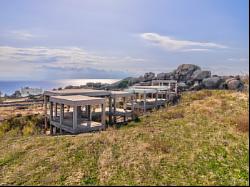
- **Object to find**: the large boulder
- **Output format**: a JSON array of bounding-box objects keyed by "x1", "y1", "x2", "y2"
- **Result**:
[
  {"x1": 225, "y1": 78, "x2": 244, "y2": 91},
  {"x1": 156, "y1": 72, "x2": 175, "y2": 80},
  {"x1": 191, "y1": 70, "x2": 211, "y2": 81},
  {"x1": 174, "y1": 64, "x2": 201, "y2": 81},
  {"x1": 178, "y1": 82, "x2": 189, "y2": 91},
  {"x1": 144, "y1": 72, "x2": 155, "y2": 81},
  {"x1": 202, "y1": 77, "x2": 223, "y2": 89},
  {"x1": 156, "y1": 73, "x2": 167, "y2": 80},
  {"x1": 189, "y1": 81, "x2": 204, "y2": 91}
]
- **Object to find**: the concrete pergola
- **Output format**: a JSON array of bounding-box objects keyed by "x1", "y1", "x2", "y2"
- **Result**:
[
  {"x1": 151, "y1": 80, "x2": 178, "y2": 94},
  {"x1": 125, "y1": 87, "x2": 163, "y2": 113},
  {"x1": 109, "y1": 91, "x2": 135, "y2": 124},
  {"x1": 43, "y1": 88, "x2": 136, "y2": 134},
  {"x1": 49, "y1": 95, "x2": 106, "y2": 134}
]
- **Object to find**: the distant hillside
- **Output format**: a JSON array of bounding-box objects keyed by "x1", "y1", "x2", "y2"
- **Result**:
[{"x1": 0, "y1": 90, "x2": 248, "y2": 185}]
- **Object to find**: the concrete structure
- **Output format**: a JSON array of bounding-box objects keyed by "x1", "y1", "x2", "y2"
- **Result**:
[
  {"x1": 125, "y1": 86, "x2": 167, "y2": 113},
  {"x1": 20, "y1": 87, "x2": 43, "y2": 97},
  {"x1": 44, "y1": 88, "x2": 110, "y2": 97},
  {"x1": 43, "y1": 88, "x2": 135, "y2": 134},
  {"x1": 43, "y1": 83, "x2": 178, "y2": 134},
  {"x1": 49, "y1": 95, "x2": 106, "y2": 134},
  {"x1": 151, "y1": 80, "x2": 178, "y2": 93},
  {"x1": 109, "y1": 91, "x2": 135, "y2": 124}
]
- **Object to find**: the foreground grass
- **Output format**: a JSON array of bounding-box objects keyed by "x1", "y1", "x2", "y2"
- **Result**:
[{"x1": 0, "y1": 90, "x2": 249, "y2": 185}]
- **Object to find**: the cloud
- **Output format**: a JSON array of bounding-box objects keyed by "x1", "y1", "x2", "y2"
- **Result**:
[
  {"x1": 182, "y1": 48, "x2": 212, "y2": 52},
  {"x1": 228, "y1": 58, "x2": 249, "y2": 62},
  {"x1": 3, "y1": 30, "x2": 46, "y2": 40},
  {"x1": 0, "y1": 46, "x2": 147, "y2": 80},
  {"x1": 140, "y1": 33, "x2": 227, "y2": 52}
]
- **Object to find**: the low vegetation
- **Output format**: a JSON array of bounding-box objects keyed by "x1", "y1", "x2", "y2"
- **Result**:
[
  {"x1": 0, "y1": 90, "x2": 248, "y2": 185},
  {"x1": 0, "y1": 114, "x2": 44, "y2": 137}
]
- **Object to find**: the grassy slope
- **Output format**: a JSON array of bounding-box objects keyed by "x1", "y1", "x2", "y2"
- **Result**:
[{"x1": 0, "y1": 90, "x2": 249, "y2": 186}]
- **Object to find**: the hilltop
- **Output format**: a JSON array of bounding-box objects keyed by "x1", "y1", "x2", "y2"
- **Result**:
[
  {"x1": 0, "y1": 90, "x2": 248, "y2": 185},
  {"x1": 79, "y1": 64, "x2": 246, "y2": 92}
]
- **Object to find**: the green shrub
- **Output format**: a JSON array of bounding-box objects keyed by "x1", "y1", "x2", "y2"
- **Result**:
[{"x1": 0, "y1": 114, "x2": 44, "y2": 137}]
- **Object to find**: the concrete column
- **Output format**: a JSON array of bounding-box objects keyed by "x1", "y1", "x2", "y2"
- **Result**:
[
  {"x1": 50, "y1": 102, "x2": 53, "y2": 120},
  {"x1": 50, "y1": 125, "x2": 53, "y2": 135},
  {"x1": 123, "y1": 97, "x2": 126, "y2": 122},
  {"x1": 60, "y1": 104, "x2": 64, "y2": 125},
  {"x1": 89, "y1": 106, "x2": 92, "y2": 121},
  {"x1": 155, "y1": 90, "x2": 158, "y2": 108},
  {"x1": 73, "y1": 105, "x2": 78, "y2": 130},
  {"x1": 108, "y1": 96, "x2": 112, "y2": 125},
  {"x1": 101, "y1": 103, "x2": 106, "y2": 128},
  {"x1": 55, "y1": 103, "x2": 58, "y2": 117},
  {"x1": 131, "y1": 95, "x2": 135, "y2": 120},
  {"x1": 113, "y1": 97, "x2": 116, "y2": 124},
  {"x1": 77, "y1": 106, "x2": 82, "y2": 117},
  {"x1": 44, "y1": 95, "x2": 48, "y2": 131},
  {"x1": 143, "y1": 91, "x2": 146, "y2": 113}
]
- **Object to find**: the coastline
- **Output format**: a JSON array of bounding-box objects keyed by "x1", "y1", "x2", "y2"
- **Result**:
[{"x1": 0, "y1": 79, "x2": 120, "y2": 95}]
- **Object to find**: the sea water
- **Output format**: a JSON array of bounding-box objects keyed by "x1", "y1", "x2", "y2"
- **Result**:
[{"x1": 0, "y1": 79, "x2": 120, "y2": 95}]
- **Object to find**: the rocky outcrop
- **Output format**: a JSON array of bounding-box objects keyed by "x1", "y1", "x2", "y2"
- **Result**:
[
  {"x1": 174, "y1": 64, "x2": 201, "y2": 81},
  {"x1": 191, "y1": 70, "x2": 211, "y2": 81},
  {"x1": 144, "y1": 72, "x2": 155, "y2": 81},
  {"x1": 225, "y1": 77, "x2": 244, "y2": 91},
  {"x1": 202, "y1": 77, "x2": 223, "y2": 89},
  {"x1": 156, "y1": 72, "x2": 174, "y2": 80},
  {"x1": 85, "y1": 64, "x2": 245, "y2": 91}
]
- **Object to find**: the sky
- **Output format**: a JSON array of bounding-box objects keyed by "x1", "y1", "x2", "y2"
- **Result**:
[{"x1": 0, "y1": 0, "x2": 249, "y2": 80}]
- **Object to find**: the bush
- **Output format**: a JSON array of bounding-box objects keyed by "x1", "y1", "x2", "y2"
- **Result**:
[{"x1": 0, "y1": 114, "x2": 44, "y2": 137}]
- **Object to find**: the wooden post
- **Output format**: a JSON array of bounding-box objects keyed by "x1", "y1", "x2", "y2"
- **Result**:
[{"x1": 73, "y1": 105, "x2": 77, "y2": 130}]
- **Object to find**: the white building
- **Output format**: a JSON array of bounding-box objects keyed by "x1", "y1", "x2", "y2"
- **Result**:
[{"x1": 20, "y1": 87, "x2": 43, "y2": 97}]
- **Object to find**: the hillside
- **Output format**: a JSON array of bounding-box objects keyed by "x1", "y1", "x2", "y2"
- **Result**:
[{"x1": 0, "y1": 90, "x2": 249, "y2": 185}]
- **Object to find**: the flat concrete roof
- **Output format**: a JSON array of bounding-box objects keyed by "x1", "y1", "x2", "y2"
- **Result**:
[
  {"x1": 131, "y1": 86, "x2": 170, "y2": 91},
  {"x1": 125, "y1": 88, "x2": 158, "y2": 94},
  {"x1": 50, "y1": 95, "x2": 105, "y2": 106},
  {"x1": 110, "y1": 91, "x2": 133, "y2": 98},
  {"x1": 44, "y1": 88, "x2": 110, "y2": 97},
  {"x1": 152, "y1": 80, "x2": 177, "y2": 83}
]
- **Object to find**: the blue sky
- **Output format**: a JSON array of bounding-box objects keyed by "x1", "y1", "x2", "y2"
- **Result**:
[{"x1": 0, "y1": 0, "x2": 249, "y2": 80}]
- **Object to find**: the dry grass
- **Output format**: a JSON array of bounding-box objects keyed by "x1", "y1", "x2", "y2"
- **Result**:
[
  {"x1": 0, "y1": 104, "x2": 43, "y2": 121},
  {"x1": 234, "y1": 112, "x2": 249, "y2": 133},
  {"x1": 0, "y1": 90, "x2": 248, "y2": 186}
]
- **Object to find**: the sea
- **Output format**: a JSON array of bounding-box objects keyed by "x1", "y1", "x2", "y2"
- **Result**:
[{"x1": 0, "y1": 79, "x2": 120, "y2": 95}]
